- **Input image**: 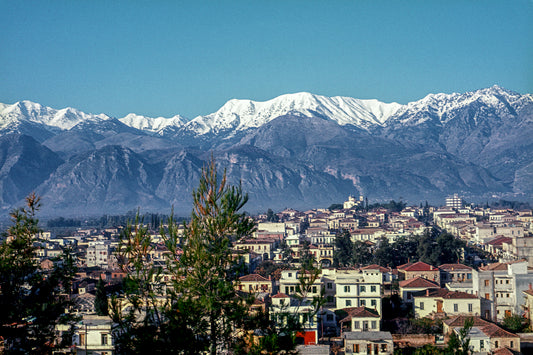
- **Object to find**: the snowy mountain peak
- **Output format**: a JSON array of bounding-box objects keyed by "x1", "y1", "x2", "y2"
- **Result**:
[
  {"x1": 185, "y1": 92, "x2": 403, "y2": 135},
  {"x1": 0, "y1": 100, "x2": 112, "y2": 131},
  {"x1": 118, "y1": 113, "x2": 187, "y2": 134}
]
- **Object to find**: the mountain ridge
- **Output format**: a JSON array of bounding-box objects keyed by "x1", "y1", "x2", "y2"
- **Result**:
[{"x1": 0, "y1": 86, "x2": 531, "y2": 216}]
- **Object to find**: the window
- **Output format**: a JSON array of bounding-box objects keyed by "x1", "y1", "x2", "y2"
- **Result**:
[
  {"x1": 485, "y1": 280, "x2": 490, "y2": 287},
  {"x1": 495, "y1": 341, "x2": 499, "y2": 348},
  {"x1": 288, "y1": 273, "x2": 292, "y2": 277},
  {"x1": 371, "y1": 299, "x2": 377, "y2": 307},
  {"x1": 468, "y1": 303, "x2": 473, "y2": 312},
  {"x1": 371, "y1": 321, "x2": 377, "y2": 329},
  {"x1": 344, "y1": 286, "x2": 351, "y2": 293},
  {"x1": 312, "y1": 286, "x2": 317, "y2": 293},
  {"x1": 420, "y1": 302, "x2": 424, "y2": 310},
  {"x1": 101, "y1": 333, "x2": 109, "y2": 346},
  {"x1": 327, "y1": 314, "x2": 333, "y2": 322},
  {"x1": 480, "y1": 339, "x2": 484, "y2": 349},
  {"x1": 510, "y1": 341, "x2": 514, "y2": 348},
  {"x1": 381, "y1": 344, "x2": 388, "y2": 352},
  {"x1": 79, "y1": 333, "x2": 86, "y2": 346},
  {"x1": 506, "y1": 280, "x2": 509, "y2": 284},
  {"x1": 360, "y1": 300, "x2": 366, "y2": 306},
  {"x1": 346, "y1": 300, "x2": 352, "y2": 307},
  {"x1": 353, "y1": 344, "x2": 360, "y2": 353},
  {"x1": 360, "y1": 285, "x2": 366, "y2": 292},
  {"x1": 327, "y1": 296, "x2": 334, "y2": 303},
  {"x1": 371, "y1": 285, "x2": 376, "y2": 293},
  {"x1": 285, "y1": 287, "x2": 289, "y2": 294},
  {"x1": 327, "y1": 282, "x2": 333, "y2": 289},
  {"x1": 485, "y1": 293, "x2": 490, "y2": 300},
  {"x1": 454, "y1": 304, "x2": 458, "y2": 312},
  {"x1": 354, "y1": 321, "x2": 360, "y2": 329},
  {"x1": 363, "y1": 321, "x2": 368, "y2": 330}
]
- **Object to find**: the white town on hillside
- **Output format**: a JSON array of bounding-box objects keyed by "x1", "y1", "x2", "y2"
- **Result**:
[{"x1": 6, "y1": 194, "x2": 533, "y2": 354}]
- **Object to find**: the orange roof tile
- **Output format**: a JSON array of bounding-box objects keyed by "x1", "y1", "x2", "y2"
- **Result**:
[{"x1": 399, "y1": 276, "x2": 440, "y2": 289}]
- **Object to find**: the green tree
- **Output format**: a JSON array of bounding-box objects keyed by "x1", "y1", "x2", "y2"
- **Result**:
[
  {"x1": 95, "y1": 277, "x2": 109, "y2": 316},
  {"x1": 0, "y1": 193, "x2": 77, "y2": 353},
  {"x1": 352, "y1": 240, "x2": 372, "y2": 266},
  {"x1": 446, "y1": 317, "x2": 473, "y2": 355},
  {"x1": 111, "y1": 213, "x2": 168, "y2": 354},
  {"x1": 333, "y1": 229, "x2": 353, "y2": 267},
  {"x1": 172, "y1": 159, "x2": 256, "y2": 354},
  {"x1": 266, "y1": 208, "x2": 279, "y2": 222},
  {"x1": 502, "y1": 313, "x2": 527, "y2": 333}
]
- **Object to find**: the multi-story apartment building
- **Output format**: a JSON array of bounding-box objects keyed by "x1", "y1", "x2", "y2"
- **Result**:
[
  {"x1": 86, "y1": 241, "x2": 111, "y2": 268},
  {"x1": 335, "y1": 269, "x2": 382, "y2": 313},
  {"x1": 472, "y1": 260, "x2": 533, "y2": 322}
]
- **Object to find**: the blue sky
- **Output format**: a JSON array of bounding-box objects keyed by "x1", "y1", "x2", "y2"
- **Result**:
[{"x1": 1, "y1": 0, "x2": 532, "y2": 119}]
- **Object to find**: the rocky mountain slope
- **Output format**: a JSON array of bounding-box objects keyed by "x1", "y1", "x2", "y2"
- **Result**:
[{"x1": 0, "y1": 86, "x2": 530, "y2": 216}]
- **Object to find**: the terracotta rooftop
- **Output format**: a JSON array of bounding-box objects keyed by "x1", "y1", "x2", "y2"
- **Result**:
[
  {"x1": 272, "y1": 293, "x2": 290, "y2": 298},
  {"x1": 417, "y1": 288, "x2": 478, "y2": 299},
  {"x1": 438, "y1": 263, "x2": 472, "y2": 271},
  {"x1": 487, "y1": 236, "x2": 512, "y2": 246},
  {"x1": 399, "y1": 276, "x2": 440, "y2": 289},
  {"x1": 361, "y1": 264, "x2": 389, "y2": 272},
  {"x1": 443, "y1": 316, "x2": 490, "y2": 328},
  {"x1": 397, "y1": 261, "x2": 437, "y2": 272},
  {"x1": 493, "y1": 347, "x2": 520, "y2": 355},
  {"x1": 339, "y1": 307, "x2": 380, "y2": 323},
  {"x1": 523, "y1": 289, "x2": 533, "y2": 297},
  {"x1": 239, "y1": 274, "x2": 270, "y2": 282},
  {"x1": 480, "y1": 323, "x2": 518, "y2": 338}
]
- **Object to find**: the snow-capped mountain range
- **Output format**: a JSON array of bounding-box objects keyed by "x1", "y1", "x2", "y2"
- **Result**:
[
  {"x1": 2, "y1": 85, "x2": 530, "y2": 137},
  {"x1": 0, "y1": 85, "x2": 531, "y2": 216}
]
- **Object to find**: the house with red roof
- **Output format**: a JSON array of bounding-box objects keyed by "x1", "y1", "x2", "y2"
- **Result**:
[
  {"x1": 413, "y1": 288, "x2": 480, "y2": 318},
  {"x1": 397, "y1": 261, "x2": 440, "y2": 284},
  {"x1": 398, "y1": 276, "x2": 440, "y2": 304},
  {"x1": 237, "y1": 273, "x2": 272, "y2": 294},
  {"x1": 443, "y1": 316, "x2": 520, "y2": 353},
  {"x1": 338, "y1": 306, "x2": 381, "y2": 333}
]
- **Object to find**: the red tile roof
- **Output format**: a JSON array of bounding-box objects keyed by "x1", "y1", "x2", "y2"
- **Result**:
[
  {"x1": 438, "y1": 263, "x2": 472, "y2": 271},
  {"x1": 339, "y1": 307, "x2": 380, "y2": 323},
  {"x1": 480, "y1": 323, "x2": 518, "y2": 338},
  {"x1": 239, "y1": 274, "x2": 270, "y2": 282},
  {"x1": 361, "y1": 264, "x2": 389, "y2": 272},
  {"x1": 397, "y1": 261, "x2": 437, "y2": 272},
  {"x1": 443, "y1": 316, "x2": 490, "y2": 328},
  {"x1": 416, "y1": 288, "x2": 478, "y2": 299},
  {"x1": 399, "y1": 276, "x2": 440, "y2": 289},
  {"x1": 272, "y1": 293, "x2": 290, "y2": 298}
]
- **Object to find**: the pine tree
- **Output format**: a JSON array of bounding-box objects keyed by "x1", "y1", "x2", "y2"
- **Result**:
[
  {"x1": 0, "y1": 193, "x2": 77, "y2": 353},
  {"x1": 173, "y1": 159, "x2": 256, "y2": 354}
]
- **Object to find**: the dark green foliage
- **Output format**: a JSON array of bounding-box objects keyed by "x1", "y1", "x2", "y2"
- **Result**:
[
  {"x1": 368, "y1": 200, "x2": 407, "y2": 212},
  {"x1": 266, "y1": 208, "x2": 279, "y2": 222},
  {"x1": 446, "y1": 317, "x2": 473, "y2": 355},
  {"x1": 176, "y1": 159, "x2": 257, "y2": 354},
  {"x1": 418, "y1": 231, "x2": 465, "y2": 266},
  {"x1": 333, "y1": 229, "x2": 353, "y2": 267},
  {"x1": 352, "y1": 240, "x2": 373, "y2": 266},
  {"x1": 95, "y1": 278, "x2": 109, "y2": 316},
  {"x1": 327, "y1": 203, "x2": 343, "y2": 211},
  {"x1": 0, "y1": 193, "x2": 77, "y2": 354},
  {"x1": 501, "y1": 313, "x2": 528, "y2": 333}
]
